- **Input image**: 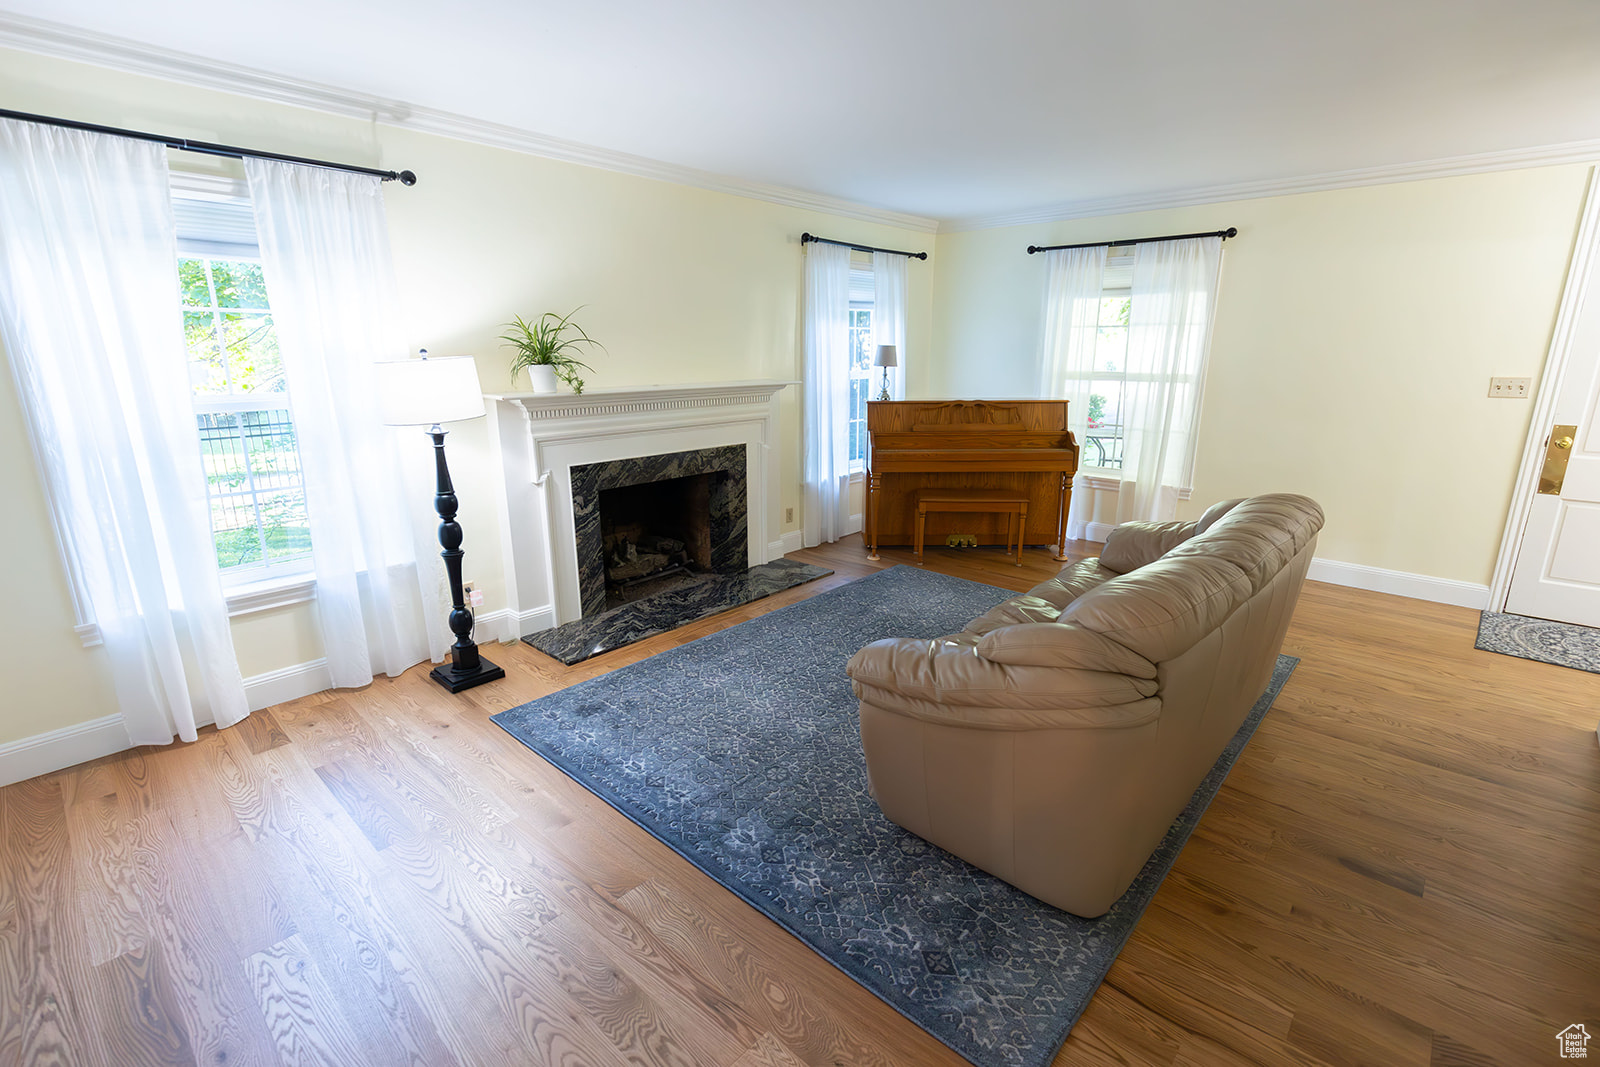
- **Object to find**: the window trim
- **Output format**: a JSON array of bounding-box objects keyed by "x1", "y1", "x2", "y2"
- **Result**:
[{"x1": 75, "y1": 574, "x2": 318, "y2": 647}]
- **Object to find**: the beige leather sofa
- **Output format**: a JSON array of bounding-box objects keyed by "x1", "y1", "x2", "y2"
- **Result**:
[{"x1": 845, "y1": 493, "x2": 1324, "y2": 917}]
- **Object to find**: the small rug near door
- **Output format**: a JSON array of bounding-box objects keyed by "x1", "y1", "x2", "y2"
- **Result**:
[
  {"x1": 493, "y1": 566, "x2": 1297, "y2": 1067},
  {"x1": 1476, "y1": 611, "x2": 1600, "y2": 674}
]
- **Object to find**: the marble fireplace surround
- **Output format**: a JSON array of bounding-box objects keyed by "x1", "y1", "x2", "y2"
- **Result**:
[
  {"x1": 486, "y1": 382, "x2": 790, "y2": 638},
  {"x1": 574, "y1": 443, "x2": 747, "y2": 617}
]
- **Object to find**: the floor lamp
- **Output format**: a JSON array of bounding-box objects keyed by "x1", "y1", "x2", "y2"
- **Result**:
[{"x1": 376, "y1": 354, "x2": 506, "y2": 693}]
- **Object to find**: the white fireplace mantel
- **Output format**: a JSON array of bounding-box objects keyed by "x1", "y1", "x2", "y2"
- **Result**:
[{"x1": 485, "y1": 381, "x2": 792, "y2": 638}]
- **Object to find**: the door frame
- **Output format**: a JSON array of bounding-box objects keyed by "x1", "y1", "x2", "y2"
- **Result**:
[{"x1": 1489, "y1": 165, "x2": 1600, "y2": 612}]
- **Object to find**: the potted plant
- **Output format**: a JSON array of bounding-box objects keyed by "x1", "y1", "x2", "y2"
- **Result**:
[{"x1": 500, "y1": 308, "x2": 604, "y2": 394}]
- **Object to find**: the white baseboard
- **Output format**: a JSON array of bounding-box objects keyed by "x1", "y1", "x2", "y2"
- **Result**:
[
  {"x1": 0, "y1": 714, "x2": 129, "y2": 788},
  {"x1": 243, "y1": 658, "x2": 333, "y2": 712},
  {"x1": 478, "y1": 605, "x2": 556, "y2": 643},
  {"x1": 1, "y1": 655, "x2": 341, "y2": 787},
  {"x1": 767, "y1": 531, "x2": 804, "y2": 559},
  {"x1": 472, "y1": 607, "x2": 514, "y2": 643},
  {"x1": 1307, "y1": 558, "x2": 1489, "y2": 610}
]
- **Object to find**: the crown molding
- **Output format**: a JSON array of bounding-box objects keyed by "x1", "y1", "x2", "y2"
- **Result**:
[
  {"x1": 942, "y1": 139, "x2": 1600, "y2": 233},
  {"x1": 0, "y1": 12, "x2": 940, "y2": 234}
]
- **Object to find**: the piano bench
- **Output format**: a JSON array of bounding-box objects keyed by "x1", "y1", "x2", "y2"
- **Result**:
[{"x1": 912, "y1": 489, "x2": 1029, "y2": 567}]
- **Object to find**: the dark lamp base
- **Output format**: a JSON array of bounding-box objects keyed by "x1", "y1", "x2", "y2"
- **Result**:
[{"x1": 430, "y1": 653, "x2": 505, "y2": 693}]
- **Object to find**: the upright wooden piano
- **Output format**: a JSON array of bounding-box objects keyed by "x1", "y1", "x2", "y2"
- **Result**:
[{"x1": 865, "y1": 399, "x2": 1078, "y2": 560}]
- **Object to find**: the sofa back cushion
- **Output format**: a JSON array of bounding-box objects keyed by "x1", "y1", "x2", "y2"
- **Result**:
[
  {"x1": 1164, "y1": 494, "x2": 1321, "y2": 593},
  {"x1": 1058, "y1": 494, "x2": 1324, "y2": 661},
  {"x1": 1055, "y1": 554, "x2": 1254, "y2": 661}
]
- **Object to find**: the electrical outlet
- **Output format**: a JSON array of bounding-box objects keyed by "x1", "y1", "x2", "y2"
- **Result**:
[
  {"x1": 1489, "y1": 376, "x2": 1532, "y2": 398},
  {"x1": 785, "y1": 506, "x2": 795, "y2": 524}
]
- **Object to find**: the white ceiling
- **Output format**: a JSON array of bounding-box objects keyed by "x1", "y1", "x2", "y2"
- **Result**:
[{"x1": 6, "y1": 0, "x2": 1600, "y2": 225}]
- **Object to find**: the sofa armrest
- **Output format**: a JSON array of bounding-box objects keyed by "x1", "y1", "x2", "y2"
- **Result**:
[
  {"x1": 976, "y1": 623, "x2": 1156, "y2": 677},
  {"x1": 1099, "y1": 520, "x2": 1198, "y2": 573},
  {"x1": 1098, "y1": 497, "x2": 1246, "y2": 574},
  {"x1": 845, "y1": 637, "x2": 1158, "y2": 723}
]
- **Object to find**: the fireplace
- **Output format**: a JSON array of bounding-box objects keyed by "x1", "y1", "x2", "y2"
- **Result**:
[
  {"x1": 571, "y1": 444, "x2": 747, "y2": 617},
  {"x1": 485, "y1": 381, "x2": 788, "y2": 636}
]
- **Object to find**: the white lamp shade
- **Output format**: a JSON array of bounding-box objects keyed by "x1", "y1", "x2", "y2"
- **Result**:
[
  {"x1": 874, "y1": 344, "x2": 899, "y2": 368},
  {"x1": 377, "y1": 355, "x2": 486, "y2": 425}
]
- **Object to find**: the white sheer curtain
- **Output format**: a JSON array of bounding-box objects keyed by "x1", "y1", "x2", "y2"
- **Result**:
[
  {"x1": 245, "y1": 159, "x2": 446, "y2": 687},
  {"x1": 1116, "y1": 235, "x2": 1224, "y2": 525},
  {"x1": 801, "y1": 241, "x2": 853, "y2": 546},
  {"x1": 872, "y1": 251, "x2": 908, "y2": 399},
  {"x1": 1037, "y1": 245, "x2": 1108, "y2": 539},
  {"x1": 0, "y1": 119, "x2": 248, "y2": 744}
]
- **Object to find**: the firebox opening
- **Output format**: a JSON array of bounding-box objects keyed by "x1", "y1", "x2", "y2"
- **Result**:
[{"x1": 598, "y1": 472, "x2": 724, "y2": 607}]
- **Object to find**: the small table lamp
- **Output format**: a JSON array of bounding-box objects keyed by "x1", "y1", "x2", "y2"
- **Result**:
[
  {"x1": 874, "y1": 344, "x2": 898, "y2": 401},
  {"x1": 377, "y1": 353, "x2": 506, "y2": 693}
]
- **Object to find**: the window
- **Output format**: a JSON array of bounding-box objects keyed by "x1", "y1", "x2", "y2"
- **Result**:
[
  {"x1": 847, "y1": 264, "x2": 874, "y2": 469},
  {"x1": 174, "y1": 182, "x2": 312, "y2": 580},
  {"x1": 181, "y1": 256, "x2": 311, "y2": 576},
  {"x1": 1079, "y1": 250, "x2": 1133, "y2": 470}
]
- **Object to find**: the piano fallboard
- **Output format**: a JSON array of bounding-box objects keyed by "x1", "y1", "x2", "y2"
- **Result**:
[{"x1": 871, "y1": 449, "x2": 1076, "y2": 473}]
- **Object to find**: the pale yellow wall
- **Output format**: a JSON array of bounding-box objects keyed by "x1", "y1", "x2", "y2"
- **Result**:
[
  {"x1": 929, "y1": 167, "x2": 1589, "y2": 585},
  {"x1": 5, "y1": 43, "x2": 1581, "y2": 749},
  {"x1": 0, "y1": 46, "x2": 934, "y2": 745}
]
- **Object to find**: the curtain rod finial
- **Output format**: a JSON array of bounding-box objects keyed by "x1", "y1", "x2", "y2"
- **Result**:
[{"x1": 398, "y1": 170, "x2": 417, "y2": 186}]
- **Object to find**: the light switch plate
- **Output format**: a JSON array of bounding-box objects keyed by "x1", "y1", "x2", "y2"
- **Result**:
[{"x1": 1489, "y1": 377, "x2": 1532, "y2": 398}]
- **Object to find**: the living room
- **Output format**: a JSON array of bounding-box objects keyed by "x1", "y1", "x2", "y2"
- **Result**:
[{"x1": 0, "y1": 4, "x2": 1596, "y2": 1065}]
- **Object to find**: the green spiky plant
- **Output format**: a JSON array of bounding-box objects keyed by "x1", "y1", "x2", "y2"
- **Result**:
[{"x1": 500, "y1": 308, "x2": 605, "y2": 394}]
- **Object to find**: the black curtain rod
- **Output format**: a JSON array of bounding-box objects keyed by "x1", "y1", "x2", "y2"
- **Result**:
[
  {"x1": 0, "y1": 108, "x2": 417, "y2": 186},
  {"x1": 1026, "y1": 227, "x2": 1236, "y2": 255},
  {"x1": 801, "y1": 232, "x2": 928, "y2": 261}
]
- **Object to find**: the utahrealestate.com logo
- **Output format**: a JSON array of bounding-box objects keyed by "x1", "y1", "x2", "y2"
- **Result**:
[{"x1": 1559, "y1": 1024, "x2": 1592, "y2": 1059}]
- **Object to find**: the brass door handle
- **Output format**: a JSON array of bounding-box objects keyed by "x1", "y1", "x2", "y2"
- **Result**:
[{"x1": 1539, "y1": 424, "x2": 1579, "y2": 494}]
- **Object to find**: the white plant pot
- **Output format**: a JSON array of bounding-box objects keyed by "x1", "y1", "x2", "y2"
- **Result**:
[{"x1": 526, "y1": 364, "x2": 559, "y2": 394}]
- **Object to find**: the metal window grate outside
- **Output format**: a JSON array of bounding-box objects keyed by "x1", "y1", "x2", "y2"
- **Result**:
[{"x1": 196, "y1": 407, "x2": 311, "y2": 570}]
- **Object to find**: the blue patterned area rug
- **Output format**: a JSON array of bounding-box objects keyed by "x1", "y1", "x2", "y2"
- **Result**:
[
  {"x1": 1476, "y1": 611, "x2": 1600, "y2": 674},
  {"x1": 492, "y1": 566, "x2": 1297, "y2": 1067}
]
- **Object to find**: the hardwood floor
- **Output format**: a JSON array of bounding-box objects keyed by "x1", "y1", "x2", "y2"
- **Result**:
[{"x1": 2, "y1": 536, "x2": 1597, "y2": 1066}]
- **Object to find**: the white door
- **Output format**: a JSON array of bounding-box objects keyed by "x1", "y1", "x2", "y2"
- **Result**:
[{"x1": 1504, "y1": 188, "x2": 1600, "y2": 626}]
